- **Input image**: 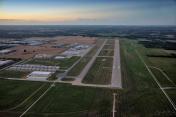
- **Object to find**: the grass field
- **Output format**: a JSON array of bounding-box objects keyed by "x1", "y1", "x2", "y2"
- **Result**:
[
  {"x1": 165, "y1": 89, "x2": 176, "y2": 105},
  {"x1": 0, "y1": 79, "x2": 118, "y2": 117},
  {"x1": 26, "y1": 84, "x2": 116, "y2": 117},
  {"x1": 0, "y1": 70, "x2": 29, "y2": 78},
  {"x1": 150, "y1": 67, "x2": 175, "y2": 87},
  {"x1": 82, "y1": 57, "x2": 113, "y2": 85},
  {"x1": 67, "y1": 39, "x2": 104, "y2": 76},
  {"x1": 148, "y1": 57, "x2": 176, "y2": 84},
  {"x1": 61, "y1": 77, "x2": 75, "y2": 81},
  {"x1": 27, "y1": 56, "x2": 80, "y2": 69},
  {"x1": 0, "y1": 39, "x2": 176, "y2": 117},
  {"x1": 119, "y1": 40, "x2": 176, "y2": 116},
  {"x1": 0, "y1": 79, "x2": 44, "y2": 110},
  {"x1": 146, "y1": 48, "x2": 171, "y2": 56}
]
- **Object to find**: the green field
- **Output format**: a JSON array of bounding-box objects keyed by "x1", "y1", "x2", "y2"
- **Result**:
[
  {"x1": 61, "y1": 77, "x2": 75, "y2": 81},
  {"x1": 82, "y1": 57, "x2": 113, "y2": 85},
  {"x1": 26, "y1": 56, "x2": 80, "y2": 69},
  {"x1": 0, "y1": 79, "x2": 44, "y2": 111},
  {"x1": 165, "y1": 89, "x2": 176, "y2": 105},
  {"x1": 119, "y1": 40, "x2": 175, "y2": 116},
  {"x1": 150, "y1": 67, "x2": 175, "y2": 87},
  {"x1": 0, "y1": 39, "x2": 176, "y2": 117},
  {"x1": 67, "y1": 39, "x2": 104, "y2": 76},
  {"x1": 0, "y1": 70, "x2": 29, "y2": 78},
  {"x1": 146, "y1": 48, "x2": 171, "y2": 56},
  {"x1": 27, "y1": 84, "x2": 116, "y2": 117},
  {"x1": 0, "y1": 79, "x2": 118, "y2": 117},
  {"x1": 148, "y1": 57, "x2": 176, "y2": 84}
]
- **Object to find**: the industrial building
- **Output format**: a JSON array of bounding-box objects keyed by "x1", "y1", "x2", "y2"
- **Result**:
[
  {"x1": 34, "y1": 54, "x2": 53, "y2": 59},
  {"x1": 27, "y1": 71, "x2": 52, "y2": 80},
  {"x1": 54, "y1": 56, "x2": 66, "y2": 60},
  {"x1": 61, "y1": 44, "x2": 92, "y2": 57},
  {"x1": 0, "y1": 49, "x2": 16, "y2": 55},
  {"x1": 8, "y1": 64, "x2": 59, "y2": 72},
  {"x1": 0, "y1": 60, "x2": 13, "y2": 67}
]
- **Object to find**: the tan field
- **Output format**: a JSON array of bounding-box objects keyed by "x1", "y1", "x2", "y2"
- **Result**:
[
  {"x1": 1, "y1": 36, "x2": 96, "y2": 59},
  {"x1": 52, "y1": 36, "x2": 96, "y2": 45}
]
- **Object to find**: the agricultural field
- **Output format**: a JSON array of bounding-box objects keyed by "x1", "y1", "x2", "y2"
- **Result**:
[
  {"x1": 67, "y1": 39, "x2": 104, "y2": 76},
  {"x1": 82, "y1": 57, "x2": 113, "y2": 85},
  {"x1": 119, "y1": 40, "x2": 176, "y2": 116},
  {"x1": 26, "y1": 56, "x2": 80, "y2": 69},
  {"x1": 0, "y1": 79, "x2": 118, "y2": 117},
  {"x1": 0, "y1": 70, "x2": 29, "y2": 78}
]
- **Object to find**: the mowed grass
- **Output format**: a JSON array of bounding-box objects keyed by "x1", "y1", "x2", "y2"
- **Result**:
[
  {"x1": 119, "y1": 40, "x2": 175, "y2": 116},
  {"x1": 165, "y1": 89, "x2": 176, "y2": 105},
  {"x1": 67, "y1": 39, "x2": 104, "y2": 76},
  {"x1": 150, "y1": 68, "x2": 175, "y2": 87},
  {"x1": 0, "y1": 79, "x2": 117, "y2": 117},
  {"x1": 82, "y1": 57, "x2": 113, "y2": 85},
  {"x1": 0, "y1": 79, "x2": 43, "y2": 110},
  {"x1": 25, "y1": 84, "x2": 117, "y2": 117},
  {"x1": 148, "y1": 57, "x2": 176, "y2": 84},
  {"x1": 14, "y1": 83, "x2": 51, "y2": 112},
  {"x1": 146, "y1": 48, "x2": 171, "y2": 56},
  {"x1": 0, "y1": 70, "x2": 29, "y2": 78},
  {"x1": 26, "y1": 56, "x2": 80, "y2": 69}
]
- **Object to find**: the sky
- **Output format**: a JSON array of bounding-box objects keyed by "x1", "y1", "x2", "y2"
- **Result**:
[{"x1": 0, "y1": 0, "x2": 176, "y2": 25}]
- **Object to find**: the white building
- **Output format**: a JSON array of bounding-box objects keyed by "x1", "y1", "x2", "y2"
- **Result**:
[
  {"x1": 0, "y1": 60, "x2": 13, "y2": 67},
  {"x1": 54, "y1": 56, "x2": 66, "y2": 60},
  {"x1": 0, "y1": 49, "x2": 15, "y2": 55},
  {"x1": 61, "y1": 44, "x2": 92, "y2": 57},
  {"x1": 34, "y1": 54, "x2": 53, "y2": 59},
  {"x1": 9, "y1": 64, "x2": 59, "y2": 72},
  {"x1": 27, "y1": 71, "x2": 52, "y2": 81}
]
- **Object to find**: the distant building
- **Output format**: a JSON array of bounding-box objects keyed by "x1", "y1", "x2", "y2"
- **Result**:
[
  {"x1": 27, "y1": 71, "x2": 52, "y2": 80},
  {"x1": 0, "y1": 60, "x2": 13, "y2": 67},
  {"x1": 9, "y1": 64, "x2": 59, "y2": 72},
  {"x1": 54, "y1": 56, "x2": 66, "y2": 60},
  {"x1": 34, "y1": 54, "x2": 53, "y2": 59},
  {"x1": 61, "y1": 44, "x2": 92, "y2": 57},
  {"x1": 0, "y1": 49, "x2": 15, "y2": 55}
]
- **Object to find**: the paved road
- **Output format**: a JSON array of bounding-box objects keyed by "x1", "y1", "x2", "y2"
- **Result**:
[
  {"x1": 72, "y1": 40, "x2": 107, "y2": 85},
  {"x1": 111, "y1": 40, "x2": 122, "y2": 88}
]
